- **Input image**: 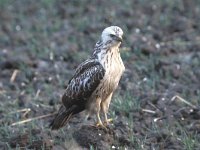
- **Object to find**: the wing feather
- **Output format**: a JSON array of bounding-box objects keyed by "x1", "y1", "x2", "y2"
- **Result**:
[{"x1": 62, "y1": 59, "x2": 105, "y2": 109}]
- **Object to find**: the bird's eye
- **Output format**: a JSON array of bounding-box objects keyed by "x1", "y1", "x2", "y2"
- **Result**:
[{"x1": 110, "y1": 34, "x2": 115, "y2": 38}]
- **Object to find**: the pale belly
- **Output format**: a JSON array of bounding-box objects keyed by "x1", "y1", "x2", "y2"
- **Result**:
[
  {"x1": 95, "y1": 61, "x2": 125, "y2": 100},
  {"x1": 86, "y1": 68, "x2": 124, "y2": 114},
  {"x1": 86, "y1": 52, "x2": 125, "y2": 113}
]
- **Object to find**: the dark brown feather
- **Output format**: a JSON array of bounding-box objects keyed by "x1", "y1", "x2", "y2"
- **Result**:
[
  {"x1": 49, "y1": 59, "x2": 105, "y2": 130},
  {"x1": 49, "y1": 105, "x2": 73, "y2": 130},
  {"x1": 62, "y1": 60, "x2": 105, "y2": 108}
]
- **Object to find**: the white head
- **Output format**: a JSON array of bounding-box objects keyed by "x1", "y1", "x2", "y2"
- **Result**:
[{"x1": 100, "y1": 26, "x2": 123, "y2": 47}]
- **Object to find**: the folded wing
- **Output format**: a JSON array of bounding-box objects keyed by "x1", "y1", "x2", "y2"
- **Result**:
[
  {"x1": 50, "y1": 59, "x2": 105, "y2": 130},
  {"x1": 62, "y1": 59, "x2": 105, "y2": 110}
]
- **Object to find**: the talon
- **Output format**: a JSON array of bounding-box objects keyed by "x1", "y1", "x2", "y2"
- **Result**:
[
  {"x1": 104, "y1": 118, "x2": 113, "y2": 125},
  {"x1": 95, "y1": 122, "x2": 107, "y2": 130},
  {"x1": 96, "y1": 122, "x2": 104, "y2": 127},
  {"x1": 107, "y1": 118, "x2": 113, "y2": 123}
]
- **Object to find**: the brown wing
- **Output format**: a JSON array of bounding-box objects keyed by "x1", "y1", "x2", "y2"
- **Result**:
[{"x1": 62, "y1": 59, "x2": 105, "y2": 110}]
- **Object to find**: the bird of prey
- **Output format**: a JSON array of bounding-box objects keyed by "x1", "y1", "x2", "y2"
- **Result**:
[{"x1": 50, "y1": 26, "x2": 125, "y2": 130}]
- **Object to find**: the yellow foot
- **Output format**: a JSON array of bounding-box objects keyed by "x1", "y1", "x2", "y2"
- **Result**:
[
  {"x1": 104, "y1": 118, "x2": 113, "y2": 126},
  {"x1": 95, "y1": 122, "x2": 107, "y2": 130},
  {"x1": 96, "y1": 122, "x2": 104, "y2": 127}
]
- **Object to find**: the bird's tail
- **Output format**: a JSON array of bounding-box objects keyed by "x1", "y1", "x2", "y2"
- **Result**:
[{"x1": 49, "y1": 105, "x2": 74, "y2": 130}]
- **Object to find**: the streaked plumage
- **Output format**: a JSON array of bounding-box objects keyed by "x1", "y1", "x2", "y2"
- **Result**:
[{"x1": 50, "y1": 26, "x2": 125, "y2": 130}]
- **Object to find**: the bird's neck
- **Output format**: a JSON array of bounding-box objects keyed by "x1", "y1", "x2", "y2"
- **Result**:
[{"x1": 92, "y1": 41, "x2": 121, "y2": 68}]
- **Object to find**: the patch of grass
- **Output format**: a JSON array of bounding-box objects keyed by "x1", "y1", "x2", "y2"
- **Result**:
[
  {"x1": 120, "y1": 47, "x2": 132, "y2": 61},
  {"x1": 180, "y1": 131, "x2": 198, "y2": 150},
  {"x1": 129, "y1": 134, "x2": 147, "y2": 150},
  {"x1": 41, "y1": 0, "x2": 55, "y2": 8},
  {"x1": 173, "y1": 38, "x2": 189, "y2": 48},
  {"x1": 0, "y1": 0, "x2": 13, "y2": 8},
  {"x1": 89, "y1": 145, "x2": 97, "y2": 150},
  {"x1": 112, "y1": 92, "x2": 140, "y2": 115},
  {"x1": 0, "y1": 125, "x2": 12, "y2": 139},
  {"x1": 174, "y1": 123, "x2": 198, "y2": 150},
  {"x1": 123, "y1": 116, "x2": 147, "y2": 150}
]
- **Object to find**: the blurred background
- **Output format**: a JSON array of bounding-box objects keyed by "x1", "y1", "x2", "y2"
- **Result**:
[{"x1": 0, "y1": 0, "x2": 200, "y2": 149}]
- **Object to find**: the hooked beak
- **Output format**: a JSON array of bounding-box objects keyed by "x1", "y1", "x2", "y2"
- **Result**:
[{"x1": 113, "y1": 35, "x2": 123, "y2": 42}]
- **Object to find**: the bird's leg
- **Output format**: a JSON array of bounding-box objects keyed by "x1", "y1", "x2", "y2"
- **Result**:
[
  {"x1": 95, "y1": 98, "x2": 105, "y2": 128},
  {"x1": 96, "y1": 112, "x2": 103, "y2": 127},
  {"x1": 96, "y1": 111, "x2": 109, "y2": 131},
  {"x1": 104, "y1": 112, "x2": 108, "y2": 123},
  {"x1": 101, "y1": 93, "x2": 113, "y2": 126},
  {"x1": 103, "y1": 112, "x2": 113, "y2": 125}
]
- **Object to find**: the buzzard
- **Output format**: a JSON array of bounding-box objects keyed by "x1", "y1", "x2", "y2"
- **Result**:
[{"x1": 50, "y1": 26, "x2": 125, "y2": 130}]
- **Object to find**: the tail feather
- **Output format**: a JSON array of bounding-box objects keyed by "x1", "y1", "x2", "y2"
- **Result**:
[{"x1": 49, "y1": 105, "x2": 74, "y2": 130}]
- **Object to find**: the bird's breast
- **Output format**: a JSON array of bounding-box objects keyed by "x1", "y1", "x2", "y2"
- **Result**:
[{"x1": 98, "y1": 51, "x2": 125, "y2": 98}]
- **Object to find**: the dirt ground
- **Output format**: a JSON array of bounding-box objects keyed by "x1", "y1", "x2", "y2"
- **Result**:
[{"x1": 0, "y1": 0, "x2": 200, "y2": 149}]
